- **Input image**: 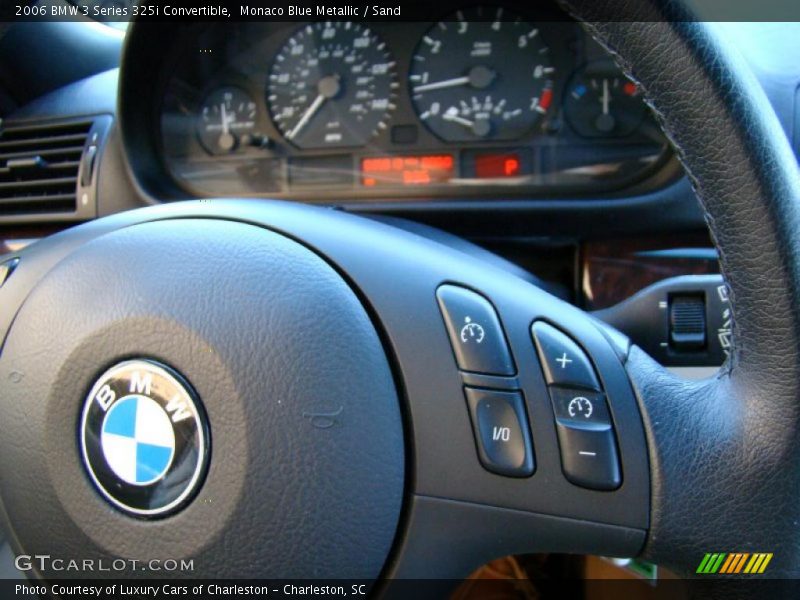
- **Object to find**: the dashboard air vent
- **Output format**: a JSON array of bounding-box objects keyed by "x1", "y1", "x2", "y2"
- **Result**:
[{"x1": 0, "y1": 119, "x2": 93, "y2": 216}]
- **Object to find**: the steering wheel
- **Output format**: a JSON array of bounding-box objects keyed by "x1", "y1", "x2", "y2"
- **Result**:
[{"x1": 2, "y1": 0, "x2": 799, "y2": 588}]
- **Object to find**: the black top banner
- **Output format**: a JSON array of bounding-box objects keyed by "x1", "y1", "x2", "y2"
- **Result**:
[{"x1": 6, "y1": 0, "x2": 800, "y2": 23}]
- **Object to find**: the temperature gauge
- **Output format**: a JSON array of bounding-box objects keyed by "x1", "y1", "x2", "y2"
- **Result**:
[
  {"x1": 197, "y1": 87, "x2": 258, "y2": 155},
  {"x1": 564, "y1": 64, "x2": 646, "y2": 138}
]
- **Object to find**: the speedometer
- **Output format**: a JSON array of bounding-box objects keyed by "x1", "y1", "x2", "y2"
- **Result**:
[
  {"x1": 267, "y1": 22, "x2": 398, "y2": 149},
  {"x1": 409, "y1": 6, "x2": 555, "y2": 142}
]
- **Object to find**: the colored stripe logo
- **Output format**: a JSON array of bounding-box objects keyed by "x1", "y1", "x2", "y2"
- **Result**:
[{"x1": 697, "y1": 553, "x2": 773, "y2": 574}]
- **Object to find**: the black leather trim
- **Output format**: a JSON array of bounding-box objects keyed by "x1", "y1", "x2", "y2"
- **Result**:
[{"x1": 562, "y1": 3, "x2": 800, "y2": 577}]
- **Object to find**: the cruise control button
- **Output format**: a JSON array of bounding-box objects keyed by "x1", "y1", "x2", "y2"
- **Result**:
[
  {"x1": 555, "y1": 421, "x2": 621, "y2": 491},
  {"x1": 437, "y1": 285, "x2": 515, "y2": 376},
  {"x1": 531, "y1": 321, "x2": 600, "y2": 390},
  {"x1": 465, "y1": 387, "x2": 534, "y2": 477},
  {"x1": 549, "y1": 388, "x2": 611, "y2": 426}
]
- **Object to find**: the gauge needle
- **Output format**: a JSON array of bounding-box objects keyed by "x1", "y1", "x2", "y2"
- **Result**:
[
  {"x1": 443, "y1": 111, "x2": 475, "y2": 128},
  {"x1": 443, "y1": 109, "x2": 491, "y2": 137},
  {"x1": 286, "y1": 94, "x2": 326, "y2": 141},
  {"x1": 413, "y1": 66, "x2": 495, "y2": 94},
  {"x1": 218, "y1": 103, "x2": 236, "y2": 152},
  {"x1": 594, "y1": 79, "x2": 616, "y2": 134},
  {"x1": 221, "y1": 103, "x2": 229, "y2": 135},
  {"x1": 413, "y1": 76, "x2": 470, "y2": 93}
]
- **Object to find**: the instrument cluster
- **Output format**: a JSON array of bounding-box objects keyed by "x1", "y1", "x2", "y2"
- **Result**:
[{"x1": 158, "y1": 8, "x2": 670, "y2": 201}]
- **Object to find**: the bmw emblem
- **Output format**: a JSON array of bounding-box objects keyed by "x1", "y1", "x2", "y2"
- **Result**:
[{"x1": 80, "y1": 359, "x2": 210, "y2": 517}]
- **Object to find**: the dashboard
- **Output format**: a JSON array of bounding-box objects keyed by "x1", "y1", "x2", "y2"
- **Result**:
[
  {"x1": 150, "y1": 7, "x2": 671, "y2": 202},
  {"x1": 10, "y1": 17, "x2": 800, "y2": 374}
]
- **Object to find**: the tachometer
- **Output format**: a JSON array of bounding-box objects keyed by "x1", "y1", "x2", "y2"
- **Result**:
[
  {"x1": 409, "y1": 6, "x2": 555, "y2": 142},
  {"x1": 267, "y1": 22, "x2": 398, "y2": 149}
]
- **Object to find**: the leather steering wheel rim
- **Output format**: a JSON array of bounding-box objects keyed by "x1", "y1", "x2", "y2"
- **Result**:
[{"x1": 565, "y1": 1, "x2": 800, "y2": 577}]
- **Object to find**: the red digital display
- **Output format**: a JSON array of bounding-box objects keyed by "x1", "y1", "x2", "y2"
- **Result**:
[
  {"x1": 362, "y1": 155, "x2": 454, "y2": 186},
  {"x1": 474, "y1": 153, "x2": 522, "y2": 178}
]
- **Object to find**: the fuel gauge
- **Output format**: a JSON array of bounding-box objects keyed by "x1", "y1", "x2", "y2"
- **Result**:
[
  {"x1": 197, "y1": 87, "x2": 258, "y2": 155},
  {"x1": 564, "y1": 64, "x2": 646, "y2": 138}
]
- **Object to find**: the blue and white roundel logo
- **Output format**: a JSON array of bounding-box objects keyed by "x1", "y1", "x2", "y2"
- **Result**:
[
  {"x1": 81, "y1": 359, "x2": 209, "y2": 517},
  {"x1": 101, "y1": 395, "x2": 175, "y2": 486}
]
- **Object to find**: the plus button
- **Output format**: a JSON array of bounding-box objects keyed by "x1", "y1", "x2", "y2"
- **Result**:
[{"x1": 556, "y1": 352, "x2": 573, "y2": 369}]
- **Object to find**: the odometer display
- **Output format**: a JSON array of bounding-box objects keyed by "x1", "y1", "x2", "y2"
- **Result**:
[
  {"x1": 267, "y1": 22, "x2": 398, "y2": 149},
  {"x1": 361, "y1": 154, "x2": 455, "y2": 186},
  {"x1": 409, "y1": 6, "x2": 555, "y2": 143}
]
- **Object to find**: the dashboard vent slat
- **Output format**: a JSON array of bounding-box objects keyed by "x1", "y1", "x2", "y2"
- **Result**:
[
  {"x1": 0, "y1": 133, "x2": 89, "y2": 150},
  {"x1": 0, "y1": 176, "x2": 78, "y2": 191},
  {"x1": 0, "y1": 119, "x2": 93, "y2": 216},
  {"x1": 0, "y1": 145, "x2": 86, "y2": 161}
]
